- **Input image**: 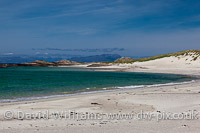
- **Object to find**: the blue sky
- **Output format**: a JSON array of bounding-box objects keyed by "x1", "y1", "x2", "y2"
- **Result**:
[{"x1": 1, "y1": 0, "x2": 200, "y2": 56}]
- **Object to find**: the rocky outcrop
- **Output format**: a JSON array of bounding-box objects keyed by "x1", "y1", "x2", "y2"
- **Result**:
[
  {"x1": 19, "y1": 60, "x2": 54, "y2": 67},
  {"x1": 0, "y1": 59, "x2": 82, "y2": 68},
  {"x1": 0, "y1": 64, "x2": 19, "y2": 68},
  {"x1": 53, "y1": 60, "x2": 81, "y2": 66},
  {"x1": 0, "y1": 64, "x2": 8, "y2": 68}
]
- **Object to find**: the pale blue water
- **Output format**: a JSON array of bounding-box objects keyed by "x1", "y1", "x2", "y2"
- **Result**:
[{"x1": 0, "y1": 67, "x2": 194, "y2": 100}]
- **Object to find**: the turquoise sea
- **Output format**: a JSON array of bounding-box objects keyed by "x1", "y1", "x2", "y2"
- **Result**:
[{"x1": 0, "y1": 67, "x2": 194, "y2": 102}]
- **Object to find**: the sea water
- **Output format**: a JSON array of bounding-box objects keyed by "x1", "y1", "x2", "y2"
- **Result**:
[{"x1": 0, "y1": 67, "x2": 194, "y2": 101}]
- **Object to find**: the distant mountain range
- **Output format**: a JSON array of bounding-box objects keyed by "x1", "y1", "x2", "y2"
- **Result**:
[
  {"x1": 70, "y1": 54, "x2": 121, "y2": 62},
  {"x1": 0, "y1": 54, "x2": 121, "y2": 63}
]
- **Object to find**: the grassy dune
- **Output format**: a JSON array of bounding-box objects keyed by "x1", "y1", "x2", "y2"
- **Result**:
[{"x1": 108, "y1": 49, "x2": 200, "y2": 64}]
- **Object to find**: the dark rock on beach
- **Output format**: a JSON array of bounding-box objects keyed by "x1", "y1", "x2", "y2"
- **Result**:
[{"x1": 87, "y1": 63, "x2": 111, "y2": 67}]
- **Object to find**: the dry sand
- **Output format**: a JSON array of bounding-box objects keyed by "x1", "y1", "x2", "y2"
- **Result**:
[
  {"x1": 117, "y1": 55, "x2": 200, "y2": 75},
  {"x1": 1, "y1": 55, "x2": 200, "y2": 133}
]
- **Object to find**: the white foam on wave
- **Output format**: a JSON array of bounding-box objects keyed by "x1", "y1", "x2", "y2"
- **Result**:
[
  {"x1": 117, "y1": 85, "x2": 145, "y2": 89},
  {"x1": 117, "y1": 80, "x2": 195, "y2": 89}
]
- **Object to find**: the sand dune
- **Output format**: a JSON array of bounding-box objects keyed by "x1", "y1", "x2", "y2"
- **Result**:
[{"x1": 114, "y1": 52, "x2": 200, "y2": 76}]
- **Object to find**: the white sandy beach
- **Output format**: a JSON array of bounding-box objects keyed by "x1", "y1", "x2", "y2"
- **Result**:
[{"x1": 1, "y1": 55, "x2": 200, "y2": 133}]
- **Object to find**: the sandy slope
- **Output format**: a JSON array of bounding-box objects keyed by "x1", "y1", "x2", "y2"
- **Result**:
[
  {"x1": 115, "y1": 54, "x2": 200, "y2": 76},
  {"x1": 0, "y1": 54, "x2": 200, "y2": 133}
]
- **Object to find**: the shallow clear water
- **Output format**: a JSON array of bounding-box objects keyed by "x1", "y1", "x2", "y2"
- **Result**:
[{"x1": 0, "y1": 67, "x2": 193, "y2": 99}]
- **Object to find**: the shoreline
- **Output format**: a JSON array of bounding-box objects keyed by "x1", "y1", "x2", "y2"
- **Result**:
[
  {"x1": 0, "y1": 69, "x2": 196, "y2": 104},
  {"x1": 0, "y1": 79, "x2": 196, "y2": 104},
  {"x1": 0, "y1": 73, "x2": 199, "y2": 106},
  {"x1": 1, "y1": 79, "x2": 199, "y2": 108}
]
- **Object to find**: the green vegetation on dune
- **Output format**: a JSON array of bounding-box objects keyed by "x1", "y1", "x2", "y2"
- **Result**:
[
  {"x1": 134, "y1": 49, "x2": 200, "y2": 62},
  {"x1": 104, "y1": 49, "x2": 200, "y2": 64},
  {"x1": 114, "y1": 57, "x2": 135, "y2": 63}
]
